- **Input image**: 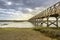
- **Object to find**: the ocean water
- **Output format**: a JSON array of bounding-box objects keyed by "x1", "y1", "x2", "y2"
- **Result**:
[
  {"x1": 0, "y1": 22, "x2": 35, "y2": 28},
  {"x1": 0, "y1": 21, "x2": 60, "y2": 28}
]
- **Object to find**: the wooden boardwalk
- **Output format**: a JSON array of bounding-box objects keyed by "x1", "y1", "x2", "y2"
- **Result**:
[{"x1": 29, "y1": 1, "x2": 60, "y2": 28}]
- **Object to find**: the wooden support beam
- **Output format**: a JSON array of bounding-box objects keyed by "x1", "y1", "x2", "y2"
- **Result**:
[
  {"x1": 35, "y1": 18, "x2": 39, "y2": 27},
  {"x1": 35, "y1": 18, "x2": 36, "y2": 27},
  {"x1": 48, "y1": 20, "x2": 57, "y2": 26},
  {"x1": 47, "y1": 17, "x2": 49, "y2": 27},
  {"x1": 56, "y1": 17, "x2": 58, "y2": 28},
  {"x1": 42, "y1": 21, "x2": 47, "y2": 24},
  {"x1": 37, "y1": 19, "x2": 38, "y2": 27},
  {"x1": 35, "y1": 19, "x2": 37, "y2": 26},
  {"x1": 46, "y1": 17, "x2": 58, "y2": 28},
  {"x1": 38, "y1": 19, "x2": 41, "y2": 26},
  {"x1": 40, "y1": 18, "x2": 43, "y2": 27}
]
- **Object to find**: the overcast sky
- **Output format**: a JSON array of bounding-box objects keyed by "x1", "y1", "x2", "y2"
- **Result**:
[{"x1": 0, "y1": 0, "x2": 60, "y2": 20}]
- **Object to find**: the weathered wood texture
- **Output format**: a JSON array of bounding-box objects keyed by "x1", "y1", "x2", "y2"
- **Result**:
[
  {"x1": 29, "y1": 2, "x2": 60, "y2": 20},
  {"x1": 29, "y1": 1, "x2": 60, "y2": 27}
]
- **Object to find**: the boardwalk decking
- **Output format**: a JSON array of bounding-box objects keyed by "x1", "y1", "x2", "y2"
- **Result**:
[{"x1": 29, "y1": 1, "x2": 60, "y2": 28}]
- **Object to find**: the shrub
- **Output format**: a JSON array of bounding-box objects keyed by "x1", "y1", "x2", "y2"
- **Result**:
[{"x1": 34, "y1": 27, "x2": 60, "y2": 40}]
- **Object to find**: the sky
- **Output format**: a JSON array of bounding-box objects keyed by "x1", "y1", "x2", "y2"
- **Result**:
[{"x1": 0, "y1": 0, "x2": 60, "y2": 20}]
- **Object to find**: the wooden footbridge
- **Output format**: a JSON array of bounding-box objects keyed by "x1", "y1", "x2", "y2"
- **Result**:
[{"x1": 29, "y1": 1, "x2": 60, "y2": 28}]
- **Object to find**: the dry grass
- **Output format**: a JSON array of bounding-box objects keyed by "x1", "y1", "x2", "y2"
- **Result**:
[
  {"x1": 34, "y1": 27, "x2": 60, "y2": 40},
  {"x1": 0, "y1": 28, "x2": 51, "y2": 40}
]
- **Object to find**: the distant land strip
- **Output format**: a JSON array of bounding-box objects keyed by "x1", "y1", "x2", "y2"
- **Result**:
[
  {"x1": 0, "y1": 20, "x2": 60, "y2": 22},
  {"x1": 0, "y1": 20, "x2": 28, "y2": 22}
]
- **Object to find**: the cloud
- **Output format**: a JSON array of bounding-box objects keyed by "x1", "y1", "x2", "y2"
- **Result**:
[
  {"x1": 0, "y1": 8, "x2": 21, "y2": 19},
  {"x1": 25, "y1": 8, "x2": 33, "y2": 12},
  {"x1": 0, "y1": 0, "x2": 59, "y2": 9},
  {"x1": 0, "y1": 0, "x2": 60, "y2": 20}
]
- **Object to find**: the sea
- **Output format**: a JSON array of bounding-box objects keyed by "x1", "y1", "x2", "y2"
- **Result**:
[
  {"x1": 0, "y1": 21, "x2": 60, "y2": 28},
  {"x1": 0, "y1": 22, "x2": 35, "y2": 28}
]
